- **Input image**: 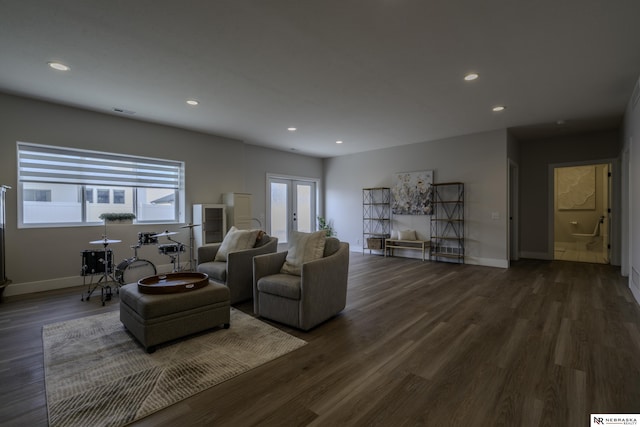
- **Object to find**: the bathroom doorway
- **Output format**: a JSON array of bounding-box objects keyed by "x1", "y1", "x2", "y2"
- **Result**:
[{"x1": 553, "y1": 162, "x2": 610, "y2": 264}]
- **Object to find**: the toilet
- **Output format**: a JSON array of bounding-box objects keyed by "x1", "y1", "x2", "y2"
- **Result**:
[{"x1": 572, "y1": 216, "x2": 603, "y2": 251}]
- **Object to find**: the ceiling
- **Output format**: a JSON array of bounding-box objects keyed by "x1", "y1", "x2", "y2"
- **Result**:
[{"x1": 1, "y1": 1, "x2": 639, "y2": 158}]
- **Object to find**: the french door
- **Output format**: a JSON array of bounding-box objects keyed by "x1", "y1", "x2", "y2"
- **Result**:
[{"x1": 268, "y1": 177, "x2": 317, "y2": 244}]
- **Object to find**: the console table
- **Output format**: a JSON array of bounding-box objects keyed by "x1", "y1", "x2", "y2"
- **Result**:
[{"x1": 384, "y1": 239, "x2": 430, "y2": 261}]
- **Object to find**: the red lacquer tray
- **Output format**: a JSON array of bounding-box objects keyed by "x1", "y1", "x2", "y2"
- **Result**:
[{"x1": 137, "y1": 272, "x2": 209, "y2": 294}]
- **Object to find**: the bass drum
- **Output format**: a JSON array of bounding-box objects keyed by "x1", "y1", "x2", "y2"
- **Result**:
[{"x1": 115, "y1": 258, "x2": 157, "y2": 285}]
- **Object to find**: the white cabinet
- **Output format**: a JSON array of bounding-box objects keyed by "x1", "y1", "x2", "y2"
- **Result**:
[
  {"x1": 192, "y1": 204, "x2": 227, "y2": 248},
  {"x1": 222, "y1": 193, "x2": 252, "y2": 230}
]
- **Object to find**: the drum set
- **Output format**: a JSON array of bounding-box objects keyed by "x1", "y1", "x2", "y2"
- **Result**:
[{"x1": 81, "y1": 224, "x2": 199, "y2": 305}]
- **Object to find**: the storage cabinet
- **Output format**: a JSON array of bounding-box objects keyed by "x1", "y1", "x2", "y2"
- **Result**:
[
  {"x1": 222, "y1": 193, "x2": 252, "y2": 230},
  {"x1": 430, "y1": 182, "x2": 464, "y2": 263},
  {"x1": 192, "y1": 204, "x2": 227, "y2": 249},
  {"x1": 363, "y1": 187, "x2": 391, "y2": 255}
]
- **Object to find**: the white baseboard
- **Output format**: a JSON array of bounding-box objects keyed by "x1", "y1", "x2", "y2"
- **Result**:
[
  {"x1": 3, "y1": 262, "x2": 185, "y2": 297},
  {"x1": 630, "y1": 282, "x2": 640, "y2": 306}
]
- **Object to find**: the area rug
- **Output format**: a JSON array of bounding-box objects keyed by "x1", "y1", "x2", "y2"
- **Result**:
[{"x1": 43, "y1": 308, "x2": 306, "y2": 427}]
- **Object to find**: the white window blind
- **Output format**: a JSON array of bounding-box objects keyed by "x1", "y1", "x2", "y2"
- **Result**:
[{"x1": 17, "y1": 142, "x2": 183, "y2": 189}]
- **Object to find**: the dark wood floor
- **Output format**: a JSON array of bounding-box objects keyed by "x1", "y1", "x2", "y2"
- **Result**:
[{"x1": 1, "y1": 255, "x2": 640, "y2": 426}]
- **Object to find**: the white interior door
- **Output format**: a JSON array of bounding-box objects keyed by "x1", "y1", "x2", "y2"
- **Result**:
[{"x1": 268, "y1": 178, "x2": 316, "y2": 244}]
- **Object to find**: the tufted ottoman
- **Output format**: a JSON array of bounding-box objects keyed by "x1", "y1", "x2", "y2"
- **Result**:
[{"x1": 119, "y1": 281, "x2": 230, "y2": 353}]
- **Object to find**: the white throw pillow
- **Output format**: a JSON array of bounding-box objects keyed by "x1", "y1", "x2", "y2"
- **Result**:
[
  {"x1": 214, "y1": 226, "x2": 261, "y2": 262},
  {"x1": 281, "y1": 230, "x2": 327, "y2": 276},
  {"x1": 390, "y1": 229, "x2": 398, "y2": 239},
  {"x1": 398, "y1": 229, "x2": 417, "y2": 240}
]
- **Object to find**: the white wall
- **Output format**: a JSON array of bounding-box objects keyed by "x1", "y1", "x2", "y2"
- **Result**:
[
  {"x1": 623, "y1": 76, "x2": 640, "y2": 304},
  {"x1": 243, "y1": 145, "x2": 324, "y2": 229},
  {"x1": 324, "y1": 129, "x2": 509, "y2": 268},
  {"x1": 0, "y1": 93, "x2": 322, "y2": 296}
]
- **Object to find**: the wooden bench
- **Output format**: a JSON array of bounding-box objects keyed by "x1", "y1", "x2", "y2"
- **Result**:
[{"x1": 384, "y1": 239, "x2": 430, "y2": 261}]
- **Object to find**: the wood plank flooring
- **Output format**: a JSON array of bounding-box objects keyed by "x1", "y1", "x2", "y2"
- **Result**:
[{"x1": 1, "y1": 255, "x2": 640, "y2": 426}]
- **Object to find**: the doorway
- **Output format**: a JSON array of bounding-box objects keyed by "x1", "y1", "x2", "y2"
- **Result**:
[
  {"x1": 553, "y1": 162, "x2": 610, "y2": 264},
  {"x1": 268, "y1": 176, "x2": 317, "y2": 244}
]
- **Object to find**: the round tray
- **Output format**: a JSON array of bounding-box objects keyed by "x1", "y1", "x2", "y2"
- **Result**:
[{"x1": 137, "y1": 272, "x2": 209, "y2": 294}]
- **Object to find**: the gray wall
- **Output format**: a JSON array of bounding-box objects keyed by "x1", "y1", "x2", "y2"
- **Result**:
[
  {"x1": 518, "y1": 130, "x2": 621, "y2": 260},
  {"x1": 324, "y1": 129, "x2": 509, "y2": 268},
  {"x1": 0, "y1": 93, "x2": 322, "y2": 295},
  {"x1": 623, "y1": 76, "x2": 640, "y2": 303}
]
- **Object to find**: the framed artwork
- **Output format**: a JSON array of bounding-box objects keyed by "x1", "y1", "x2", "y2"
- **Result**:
[
  {"x1": 391, "y1": 170, "x2": 434, "y2": 215},
  {"x1": 557, "y1": 165, "x2": 596, "y2": 210}
]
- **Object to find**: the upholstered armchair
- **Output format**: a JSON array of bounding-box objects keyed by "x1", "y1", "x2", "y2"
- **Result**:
[
  {"x1": 197, "y1": 230, "x2": 278, "y2": 304},
  {"x1": 253, "y1": 235, "x2": 349, "y2": 330}
]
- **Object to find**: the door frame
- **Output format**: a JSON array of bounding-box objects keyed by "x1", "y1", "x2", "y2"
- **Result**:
[
  {"x1": 547, "y1": 159, "x2": 617, "y2": 263},
  {"x1": 266, "y1": 173, "x2": 322, "y2": 242}
]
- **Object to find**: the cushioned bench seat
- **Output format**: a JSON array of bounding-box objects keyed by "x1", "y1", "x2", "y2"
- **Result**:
[{"x1": 119, "y1": 281, "x2": 230, "y2": 353}]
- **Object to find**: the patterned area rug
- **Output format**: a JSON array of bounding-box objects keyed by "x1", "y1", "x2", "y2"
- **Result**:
[{"x1": 43, "y1": 308, "x2": 306, "y2": 427}]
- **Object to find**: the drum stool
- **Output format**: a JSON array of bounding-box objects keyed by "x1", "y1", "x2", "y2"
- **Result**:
[{"x1": 119, "y1": 281, "x2": 230, "y2": 353}]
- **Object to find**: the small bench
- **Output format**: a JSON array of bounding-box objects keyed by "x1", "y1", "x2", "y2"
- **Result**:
[
  {"x1": 385, "y1": 239, "x2": 430, "y2": 261},
  {"x1": 119, "y1": 281, "x2": 230, "y2": 353}
]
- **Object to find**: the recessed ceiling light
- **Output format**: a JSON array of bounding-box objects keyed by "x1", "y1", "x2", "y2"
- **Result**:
[
  {"x1": 492, "y1": 105, "x2": 506, "y2": 112},
  {"x1": 464, "y1": 73, "x2": 479, "y2": 81},
  {"x1": 48, "y1": 62, "x2": 70, "y2": 71},
  {"x1": 186, "y1": 99, "x2": 199, "y2": 106},
  {"x1": 287, "y1": 127, "x2": 297, "y2": 131},
  {"x1": 336, "y1": 140, "x2": 343, "y2": 144}
]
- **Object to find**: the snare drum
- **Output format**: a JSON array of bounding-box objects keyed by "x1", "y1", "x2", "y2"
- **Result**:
[
  {"x1": 158, "y1": 243, "x2": 186, "y2": 255},
  {"x1": 137, "y1": 232, "x2": 158, "y2": 246},
  {"x1": 115, "y1": 258, "x2": 157, "y2": 284}
]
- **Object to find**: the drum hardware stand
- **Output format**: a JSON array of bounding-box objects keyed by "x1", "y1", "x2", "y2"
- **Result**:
[
  {"x1": 166, "y1": 235, "x2": 184, "y2": 272},
  {"x1": 180, "y1": 223, "x2": 200, "y2": 272},
  {"x1": 153, "y1": 230, "x2": 185, "y2": 273},
  {"x1": 82, "y1": 236, "x2": 121, "y2": 306}
]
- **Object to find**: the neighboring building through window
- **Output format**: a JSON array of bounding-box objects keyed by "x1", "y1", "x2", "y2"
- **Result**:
[
  {"x1": 23, "y1": 189, "x2": 51, "y2": 202},
  {"x1": 113, "y1": 189, "x2": 125, "y2": 204},
  {"x1": 97, "y1": 189, "x2": 110, "y2": 204},
  {"x1": 17, "y1": 142, "x2": 185, "y2": 227}
]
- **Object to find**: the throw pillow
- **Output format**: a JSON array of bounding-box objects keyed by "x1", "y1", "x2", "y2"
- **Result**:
[
  {"x1": 398, "y1": 229, "x2": 417, "y2": 240},
  {"x1": 281, "y1": 230, "x2": 327, "y2": 276},
  {"x1": 214, "y1": 226, "x2": 261, "y2": 262}
]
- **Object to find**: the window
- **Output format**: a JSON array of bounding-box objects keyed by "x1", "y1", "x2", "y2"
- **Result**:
[
  {"x1": 97, "y1": 189, "x2": 110, "y2": 204},
  {"x1": 17, "y1": 142, "x2": 185, "y2": 227},
  {"x1": 113, "y1": 190, "x2": 125, "y2": 204}
]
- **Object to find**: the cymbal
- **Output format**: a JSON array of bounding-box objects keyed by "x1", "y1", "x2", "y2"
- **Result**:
[
  {"x1": 152, "y1": 231, "x2": 178, "y2": 237},
  {"x1": 180, "y1": 223, "x2": 201, "y2": 229},
  {"x1": 89, "y1": 238, "x2": 122, "y2": 245}
]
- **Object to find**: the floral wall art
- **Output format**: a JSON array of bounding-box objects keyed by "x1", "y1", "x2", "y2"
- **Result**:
[{"x1": 391, "y1": 170, "x2": 434, "y2": 215}]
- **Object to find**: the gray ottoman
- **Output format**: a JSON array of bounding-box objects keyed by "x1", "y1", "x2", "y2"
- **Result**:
[{"x1": 119, "y1": 281, "x2": 230, "y2": 353}]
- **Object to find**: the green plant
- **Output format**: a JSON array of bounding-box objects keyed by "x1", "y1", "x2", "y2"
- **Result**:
[
  {"x1": 317, "y1": 216, "x2": 335, "y2": 237},
  {"x1": 99, "y1": 212, "x2": 136, "y2": 221}
]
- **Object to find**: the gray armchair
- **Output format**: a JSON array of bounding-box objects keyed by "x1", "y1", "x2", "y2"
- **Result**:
[
  {"x1": 253, "y1": 237, "x2": 349, "y2": 330},
  {"x1": 197, "y1": 234, "x2": 278, "y2": 304}
]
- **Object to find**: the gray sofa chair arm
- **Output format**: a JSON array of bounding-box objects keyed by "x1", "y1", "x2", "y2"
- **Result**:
[
  {"x1": 226, "y1": 237, "x2": 279, "y2": 303},
  {"x1": 299, "y1": 242, "x2": 350, "y2": 330},
  {"x1": 253, "y1": 251, "x2": 288, "y2": 313}
]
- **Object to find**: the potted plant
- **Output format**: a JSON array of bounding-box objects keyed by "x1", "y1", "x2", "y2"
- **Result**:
[
  {"x1": 317, "y1": 216, "x2": 336, "y2": 237},
  {"x1": 99, "y1": 212, "x2": 136, "y2": 224}
]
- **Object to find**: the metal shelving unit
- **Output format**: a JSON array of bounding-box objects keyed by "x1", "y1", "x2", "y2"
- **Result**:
[
  {"x1": 430, "y1": 182, "x2": 464, "y2": 263},
  {"x1": 363, "y1": 187, "x2": 391, "y2": 255}
]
